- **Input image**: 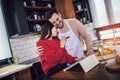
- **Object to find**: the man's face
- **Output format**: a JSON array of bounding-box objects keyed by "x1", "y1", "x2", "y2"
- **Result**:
[{"x1": 49, "y1": 13, "x2": 63, "y2": 28}]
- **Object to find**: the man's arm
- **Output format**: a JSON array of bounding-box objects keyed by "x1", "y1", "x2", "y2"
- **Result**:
[
  {"x1": 35, "y1": 46, "x2": 44, "y2": 55},
  {"x1": 70, "y1": 18, "x2": 94, "y2": 55}
]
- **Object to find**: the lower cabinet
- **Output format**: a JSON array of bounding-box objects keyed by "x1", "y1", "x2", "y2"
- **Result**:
[
  {"x1": 0, "y1": 62, "x2": 44, "y2": 80},
  {"x1": 16, "y1": 68, "x2": 32, "y2": 80},
  {"x1": 0, "y1": 68, "x2": 32, "y2": 80}
]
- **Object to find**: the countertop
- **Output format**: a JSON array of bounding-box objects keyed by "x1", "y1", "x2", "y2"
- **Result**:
[
  {"x1": 0, "y1": 57, "x2": 40, "y2": 79},
  {"x1": 0, "y1": 64, "x2": 32, "y2": 78}
]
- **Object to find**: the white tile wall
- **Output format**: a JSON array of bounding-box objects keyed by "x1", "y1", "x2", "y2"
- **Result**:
[
  {"x1": 84, "y1": 23, "x2": 98, "y2": 41},
  {"x1": 9, "y1": 35, "x2": 40, "y2": 63},
  {"x1": 9, "y1": 23, "x2": 97, "y2": 63}
]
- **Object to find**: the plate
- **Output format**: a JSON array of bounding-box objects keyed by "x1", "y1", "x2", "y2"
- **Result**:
[{"x1": 96, "y1": 53, "x2": 116, "y2": 61}]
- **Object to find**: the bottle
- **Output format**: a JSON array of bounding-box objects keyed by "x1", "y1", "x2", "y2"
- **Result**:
[
  {"x1": 31, "y1": 0, "x2": 36, "y2": 6},
  {"x1": 33, "y1": 24, "x2": 37, "y2": 32}
]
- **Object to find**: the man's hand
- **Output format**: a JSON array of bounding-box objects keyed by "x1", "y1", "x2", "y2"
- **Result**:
[
  {"x1": 35, "y1": 46, "x2": 44, "y2": 56},
  {"x1": 86, "y1": 49, "x2": 94, "y2": 56}
]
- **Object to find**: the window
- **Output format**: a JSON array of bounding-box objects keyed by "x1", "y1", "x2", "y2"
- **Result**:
[
  {"x1": 95, "y1": 23, "x2": 120, "y2": 43},
  {"x1": 100, "y1": 28, "x2": 120, "y2": 39}
]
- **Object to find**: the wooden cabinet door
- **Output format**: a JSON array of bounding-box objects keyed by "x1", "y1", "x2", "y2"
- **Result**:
[
  {"x1": 55, "y1": 0, "x2": 76, "y2": 19},
  {"x1": 16, "y1": 68, "x2": 32, "y2": 80}
]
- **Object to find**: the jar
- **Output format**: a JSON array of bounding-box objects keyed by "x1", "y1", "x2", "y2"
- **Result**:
[
  {"x1": 34, "y1": 14, "x2": 37, "y2": 19},
  {"x1": 115, "y1": 55, "x2": 120, "y2": 64},
  {"x1": 23, "y1": 1, "x2": 27, "y2": 6}
]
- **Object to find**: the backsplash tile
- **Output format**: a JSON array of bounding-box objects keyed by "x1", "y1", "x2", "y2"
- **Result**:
[{"x1": 9, "y1": 35, "x2": 40, "y2": 63}]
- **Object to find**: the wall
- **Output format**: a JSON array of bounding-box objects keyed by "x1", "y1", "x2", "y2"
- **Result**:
[
  {"x1": 89, "y1": 0, "x2": 120, "y2": 28},
  {"x1": 88, "y1": 0, "x2": 109, "y2": 28},
  {"x1": 9, "y1": 35, "x2": 40, "y2": 63},
  {"x1": 84, "y1": 23, "x2": 97, "y2": 41},
  {"x1": 111, "y1": 0, "x2": 120, "y2": 23},
  {"x1": 104, "y1": 0, "x2": 115, "y2": 24}
]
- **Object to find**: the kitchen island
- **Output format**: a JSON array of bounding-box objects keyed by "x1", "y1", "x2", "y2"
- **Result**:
[{"x1": 51, "y1": 58, "x2": 120, "y2": 80}]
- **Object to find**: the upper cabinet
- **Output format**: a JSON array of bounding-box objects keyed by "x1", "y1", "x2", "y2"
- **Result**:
[
  {"x1": 73, "y1": 0, "x2": 92, "y2": 24},
  {"x1": 23, "y1": 0, "x2": 56, "y2": 33},
  {"x1": 54, "y1": 0, "x2": 76, "y2": 19},
  {"x1": 1, "y1": 0, "x2": 56, "y2": 37},
  {"x1": 1, "y1": 0, "x2": 93, "y2": 37},
  {"x1": 1, "y1": 0, "x2": 29, "y2": 37}
]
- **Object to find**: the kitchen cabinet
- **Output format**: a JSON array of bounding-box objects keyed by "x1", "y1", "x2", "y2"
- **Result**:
[
  {"x1": 54, "y1": 0, "x2": 92, "y2": 24},
  {"x1": 1, "y1": 0, "x2": 29, "y2": 37},
  {"x1": 73, "y1": 0, "x2": 92, "y2": 24},
  {"x1": 0, "y1": 2, "x2": 12, "y2": 62},
  {"x1": 15, "y1": 68, "x2": 32, "y2": 80},
  {"x1": 1, "y1": 0, "x2": 56, "y2": 36},
  {"x1": 1, "y1": 0, "x2": 92, "y2": 36},
  {"x1": 23, "y1": 0, "x2": 56, "y2": 33},
  {"x1": 54, "y1": 0, "x2": 76, "y2": 19},
  {"x1": 1, "y1": 68, "x2": 32, "y2": 80}
]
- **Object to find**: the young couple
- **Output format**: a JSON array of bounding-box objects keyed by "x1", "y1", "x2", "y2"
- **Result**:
[{"x1": 36, "y1": 9, "x2": 94, "y2": 80}]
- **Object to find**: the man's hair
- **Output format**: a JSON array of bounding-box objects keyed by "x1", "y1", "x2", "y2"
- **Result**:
[
  {"x1": 40, "y1": 21, "x2": 53, "y2": 40},
  {"x1": 45, "y1": 9, "x2": 58, "y2": 19}
]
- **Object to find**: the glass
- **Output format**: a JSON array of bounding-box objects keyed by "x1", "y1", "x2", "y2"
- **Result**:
[
  {"x1": 12, "y1": 56, "x2": 19, "y2": 65},
  {"x1": 97, "y1": 40, "x2": 107, "y2": 64},
  {"x1": 8, "y1": 58, "x2": 12, "y2": 65},
  {"x1": 115, "y1": 45, "x2": 120, "y2": 56}
]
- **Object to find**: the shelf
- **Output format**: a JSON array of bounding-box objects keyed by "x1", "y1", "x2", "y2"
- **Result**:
[
  {"x1": 73, "y1": 0, "x2": 92, "y2": 24},
  {"x1": 28, "y1": 18, "x2": 48, "y2": 22},
  {"x1": 75, "y1": 8, "x2": 87, "y2": 14},
  {"x1": 24, "y1": 6, "x2": 56, "y2": 10},
  {"x1": 22, "y1": 0, "x2": 56, "y2": 33}
]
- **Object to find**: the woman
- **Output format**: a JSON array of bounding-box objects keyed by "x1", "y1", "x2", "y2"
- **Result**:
[{"x1": 36, "y1": 22, "x2": 80, "y2": 80}]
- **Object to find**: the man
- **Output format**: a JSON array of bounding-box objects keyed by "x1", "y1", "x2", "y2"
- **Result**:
[{"x1": 37, "y1": 9, "x2": 94, "y2": 58}]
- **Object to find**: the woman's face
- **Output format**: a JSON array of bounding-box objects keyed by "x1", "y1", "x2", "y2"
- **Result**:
[{"x1": 52, "y1": 26, "x2": 58, "y2": 37}]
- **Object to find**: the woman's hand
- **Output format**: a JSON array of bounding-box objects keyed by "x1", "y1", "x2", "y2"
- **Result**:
[
  {"x1": 35, "y1": 46, "x2": 44, "y2": 56},
  {"x1": 60, "y1": 36, "x2": 67, "y2": 48},
  {"x1": 75, "y1": 56, "x2": 86, "y2": 61}
]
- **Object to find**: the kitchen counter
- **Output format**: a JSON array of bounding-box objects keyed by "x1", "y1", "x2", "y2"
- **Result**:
[
  {"x1": 19, "y1": 57, "x2": 44, "y2": 80},
  {"x1": 0, "y1": 64, "x2": 32, "y2": 78},
  {"x1": 0, "y1": 57, "x2": 41, "y2": 80},
  {"x1": 51, "y1": 59, "x2": 120, "y2": 80}
]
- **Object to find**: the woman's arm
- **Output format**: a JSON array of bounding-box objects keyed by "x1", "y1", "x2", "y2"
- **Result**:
[
  {"x1": 64, "y1": 49, "x2": 75, "y2": 64},
  {"x1": 37, "y1": 42, "x2": 65, "y2": 63}
]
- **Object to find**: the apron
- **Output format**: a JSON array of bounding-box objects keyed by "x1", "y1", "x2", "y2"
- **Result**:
[{"x1": 58, "y1": 20, "x2": 84, "y2": 58}]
